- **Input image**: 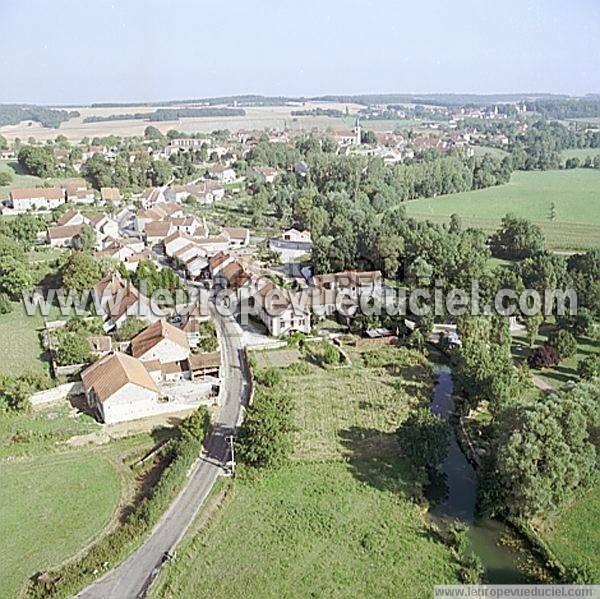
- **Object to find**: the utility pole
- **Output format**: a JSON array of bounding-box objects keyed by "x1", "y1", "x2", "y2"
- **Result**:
[{"x1": 226, "y1": 434, "x2": 236, "y2": 476}]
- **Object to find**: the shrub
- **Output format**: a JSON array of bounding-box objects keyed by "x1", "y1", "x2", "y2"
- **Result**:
[
  {"x1": 528, "y1": 345, "x2": 560, "y2": 369},
  {"x1": 254, "y1": 367, "x2": 282, "y2": 388},
  {"x1": 237, "y1": 388, "x2": 295, "y2": 470},
  {"x1": 0, "y1": 292, "x2": 12, "y2": 314},
  {"x1": 548, "y1": 329, "x2": 577, "y2": 359},
  {"x1": 115, "y1": 317, "x2": 148, "y2": 341},
  {"x1": 322, "y1": 343, "x2": 341, "y2": 365},
  {"x1": 53, "y1": 330, "x2": 92, "y2": 366},
  {"x1": 577, "y1": 355, "x2": 600, "y2": 380}
]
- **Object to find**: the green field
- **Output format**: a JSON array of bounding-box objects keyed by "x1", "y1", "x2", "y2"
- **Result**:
[
  {"x1": 155, "y1": 345, "x2": 462, "y2": 597},
  {"x1": 0, "y1": 302, "x2": 50, "y2": 377},
  {"x1": 404, "y1": 170, "x2": 600, "y2": 250},
  {"x1": 538, "y1": 480, "x2": 600, "y2": 580},
  {"x1": 0, "y1": 452, "x2": 121, "y2": 597}
]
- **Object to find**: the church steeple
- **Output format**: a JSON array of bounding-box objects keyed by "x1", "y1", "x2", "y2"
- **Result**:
[{"x1": 354, "y1": 116, "x2": 361, "y2": 145}]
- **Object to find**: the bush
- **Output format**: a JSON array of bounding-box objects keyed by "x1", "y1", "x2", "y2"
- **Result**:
[
  {"x1": 322, "y1": 343, "x2": 341, "y2": 365},
  {"x1": 0, "y1": 292, "x2": 12, "y2": 314},
  {"x1": 115, "y1": 317, "x2": 148, "y2": 341},
  {"x1": 53, "y1": 329, "x2": 92, "y2": 366},
  {"x1": 548, "y1": 329, "x2": 577, "y2": 359},
  {"x1": 577, "y1": 355, "x2": 600, "y2": 380},
  {"x1": 254, "y1": 367, "x2": 282, "y2": 388},
  {"x1": 237, "y1": 388, "x2": 295, "y2": 470},
  {"x1": 528, "y1": 345, "x2": 560, "y2": 369},
  {"x1": 396, "y1": 407, "x2": 451, "y2": 472}
]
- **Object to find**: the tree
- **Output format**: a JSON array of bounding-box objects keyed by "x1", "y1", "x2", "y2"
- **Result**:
[
  {"x1": 528, "y1": 345, "x2": 560, "y2": 369},
  {"x1": 53, "y1": 330, "x2": 92, "y2": 366},
  {"x1": 17, "y1": 145, "x2": 57, "y2": 177},
  {"x1": 0, "y1": 257, "x2": 33, "y2": 299},
  {"x1": 524, "y1": 312, "x2": 543, "y2": 348},
  {"x1": 484, "y1": 389, "x2": 597, "y2": 518},
  {"x1": 489, "y1": 214, "x2": 545, "y2": 260},
  {"x1": 72, "y1": 224, "x2": 97, "y2": 253},
  {"x1": 0, "y1": 214, "x2": 43, "y2": 246},
  {"x1": 115, "y1": 317, "x2": 148, "y2": 341},
  {"x1": 62, "y1": 252, "x2": 103, "y2": 293},
  {"x1": 577, "y1": 355, "x2": 600, "y2": 380},
  {"x1": 548, "y1": 329, "x2": 577, "y2": 359},
  {"x1": 396, "y1": 407, "x2": 451, "y2": 472},
  {"x1": 0, "y1": 171, "x2": 13, "y2": 186},
  {"x1": 237, "y1": 388, "x2": 295, "y2": 469},
  {"x1": 144, "y1": 125, "x2": 164, "y2": 140}
]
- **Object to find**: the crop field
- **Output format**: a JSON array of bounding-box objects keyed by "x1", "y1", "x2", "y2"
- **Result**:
[
  {"x1": 154, "y1": 345, "x2": 461, "y2": 598},
  {"x1": 0, "y1": 451, "x2": 121, "y2": 597},
  {"x1": 404, "y1": 169, "x2": 600, "y2": 250},
  {"x1": 0, "y1": 102, "x2": 364, "y2": 142},
  {"x1": 538, "y1": 480, "x2": 600, "y2": 580}
]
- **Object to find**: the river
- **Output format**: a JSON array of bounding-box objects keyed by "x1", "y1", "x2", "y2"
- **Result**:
[{"x1": 429, "y1": 365, "x2": 532, "y2": 583}]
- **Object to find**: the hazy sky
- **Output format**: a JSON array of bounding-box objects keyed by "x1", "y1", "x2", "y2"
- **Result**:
[{"x1": 1, "y1": 0, "x2": 599, "y2": 105}]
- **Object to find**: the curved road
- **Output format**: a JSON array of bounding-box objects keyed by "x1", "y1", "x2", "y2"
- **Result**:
[{"x1": 78, "y1": 309, "x2": 249, "y2": 599}]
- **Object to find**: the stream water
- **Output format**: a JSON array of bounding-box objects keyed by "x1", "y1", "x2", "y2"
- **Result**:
[{"x1": 429, "y1": 365, "x2": 531, "y2": 583}]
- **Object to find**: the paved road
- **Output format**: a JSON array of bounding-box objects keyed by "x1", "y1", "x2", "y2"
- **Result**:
[{"x1": 78, "y1": 308, "x2": 249, "y2": 599}]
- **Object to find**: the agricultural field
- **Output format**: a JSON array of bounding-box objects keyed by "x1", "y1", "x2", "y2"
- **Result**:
[
  {"x1": 537, "y1": 480, "x2": 600, "y2": 580},
  {"x1": 0, "y1": 102, "x2": 364, "y2": 143},
  {"x1": 511, "y1": 326, "x2": 599, "y2": 390},
  {"x1": 154, "y1": 345, "x2": 462, "y2": 598},
  {"x1": 404, "y1": 169, "x2": 600, "y2": 250},
  {"x1": 0, "y1": 451, "x2": 120, "y2": 597}
]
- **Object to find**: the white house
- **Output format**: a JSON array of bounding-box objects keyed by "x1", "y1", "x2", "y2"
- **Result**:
[
  {"x1": 46, "y1": 224, "x2": 85, "y2": 247},
  {"x1": 282, "y1": 228, "x2": 311, "y2": 243},
  {"x1": 131, "y1": 319, "x2": 190, "y2": 364},
  {"x1": 56, "y1": 209, "x2": 90, "y2": 227},
  {"x1": 81, "y1": 352, "x2": 160, "y2": 424},
  {"x1": 10, "y1": 187, "x2": 65, "y2": 212},
  {"x1": 223, "y1": 227, "x2": 250, "y2": 247},
  {"x1": 249, "y1": 166, "x2": 278, "y2": 184},
  {"x1": 210, "y1": 164, "x2": 236, "y2": 184}
]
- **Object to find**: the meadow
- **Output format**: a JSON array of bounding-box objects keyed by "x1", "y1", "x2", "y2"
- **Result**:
[
  {"x1": 0, "y1": 451, "x2": 121, "y2": 597},
  {"x1": 538, "y1": 480, "x2": 600, "y2": 580},
  {"x1": 154, "y1": 345, "x2": 462, "y2": 598},
  {"x1": 404, "y1": 169, "x2": 600, "y2": 250}
]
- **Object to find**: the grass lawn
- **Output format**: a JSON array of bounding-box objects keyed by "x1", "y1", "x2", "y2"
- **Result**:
[
  {"x1": 0, "y1": 302, "x2": 50, "y2": 377},
  {"x1": 511, "y1": 325, "x2": 599, "y2": 389},
  {"x1": 0, "y1": 452, "x2": 121, "y2": 597},
  {"x1": 251, "y1": 347, "x2": 301, "y2": 369},
  {"x1": 537, "y1": 480, "x2": 600, "y2": 580},
  {"x1": 404, "y1": 169, "x2": 600, "y2": 250},
  {"x1": 154, "y1": 345, "x2": 462, "y2": 597}
]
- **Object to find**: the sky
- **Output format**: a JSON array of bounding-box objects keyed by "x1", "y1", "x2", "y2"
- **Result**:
[{"x1": 0, "y1": 0, "x2": 599, "y2": 105}]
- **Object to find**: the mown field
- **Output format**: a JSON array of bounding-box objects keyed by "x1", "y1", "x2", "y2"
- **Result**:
[
  {"x1": 404, "y1": 169, "x2": 600, "y2": 250},
  {"x1": 154, "y1": 345, "x2": 463, "y2": 598},
  {"x1": 538, "y1": 480, "x2": 600, "y2": 580},
  {"x1": 560, "y1": 148, "x2": 600, "y2": 162},
  {"x1": 0, "y1": 451, "x2": 120, "y2": 597}
]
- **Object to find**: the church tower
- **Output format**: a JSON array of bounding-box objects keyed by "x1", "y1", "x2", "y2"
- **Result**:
[{"x1": 354, "y1": 116, "x2": 361, "y2": 145}]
